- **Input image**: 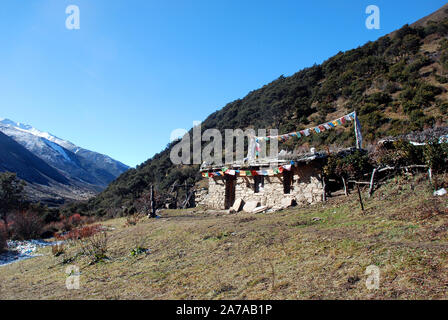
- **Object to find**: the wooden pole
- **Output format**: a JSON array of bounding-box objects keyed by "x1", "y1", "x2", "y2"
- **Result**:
[
  {"x1": 184, "y1": 181, "x2": 189, "y2": 208},
  {"x1": 150, "y1": 185, "x2": 156, "y2": 218},
  {"x1": 322, "y1": 175, "x2": 327, "y2": 202},
  {"x1": 174, "y1": 185, "x2": 179, "y2": 209},
  {"x1": 368, "y1": 168, "x2": 377, "y2": 198},
  {"x1": 356, "y1": 184, "x2": 365, "y2": 211},
  {"x1": 342, "y1": 177, "x2": 348, "y2": 196}
]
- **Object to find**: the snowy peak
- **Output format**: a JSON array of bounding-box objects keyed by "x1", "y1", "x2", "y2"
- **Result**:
[
  {"x1": 0, "y1": 118, "x2": 76, "y2": 151},
  {"x1": 0, "y1": 118, "x2": 33, "y2": 131},
  {"x1": 0, "y1": 117, "x2": 129, "y2": 202}
]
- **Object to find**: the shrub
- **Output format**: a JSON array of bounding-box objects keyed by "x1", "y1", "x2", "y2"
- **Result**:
[
  {"x1": 366, "y1": 92, "x2": 392, "y2": 105},
  {"x1": 0, "y1": 172, "x2": 26, "y2": 227},
  {"x1": 55, "y1": 224, "x2": 102, "y2": 242},
  {"x1": 324, "y1": 150, "x2": 372, "y2": 179},
  {"x1": 49, "y1": 214, "x2": 95, "y2": 235},
  {"x1": 424, "y1": 139, "x2": 448, "y2": 173},
  {"x1": 79, "y1": 231, "x2": 108, "y2": 264},
  {"x1": 68, "y1": 213, "x2": 82, "y2": 227},
  {"x1": 51, "y1": 244, "x2": 65, "y2": 257},
  {"x1": 373, "y1": 139, "x2": 425, "y2": 168},
  {"x1": 130, "y1": 246, "x2": 148, "y2": 256},
  {"x1": 0, "y1": 222, "x2": 7, "y2": 253},
  {"x1": 437, "y1": 102, "x2": 448, "y2": 114},
  {"x1": 413, "y1": 84, "x2": 443, "y2": 107},
  {"x1": 125, "y1": 213, "x2": 144, "y2": 227},
  {"x1": 10, "y1": 211, "x2": 44, "y2": 240}
]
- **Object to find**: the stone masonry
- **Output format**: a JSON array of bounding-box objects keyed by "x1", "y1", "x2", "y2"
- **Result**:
[{"x1": 198, "y1": 162, "x2": 324, "y2": 210}]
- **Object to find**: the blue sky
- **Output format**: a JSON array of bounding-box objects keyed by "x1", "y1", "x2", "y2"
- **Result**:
[{"x1": 0, "y1": 0, "x2": 446, "y2": 167}]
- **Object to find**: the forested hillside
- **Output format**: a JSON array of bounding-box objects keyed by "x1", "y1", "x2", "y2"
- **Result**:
[{"x1": 73, "y1": 5, "x2": 448, "y2": 217}]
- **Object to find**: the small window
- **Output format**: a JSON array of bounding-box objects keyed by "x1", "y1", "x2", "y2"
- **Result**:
[
  {"x1": 283, "y1": 171, "x2": 292, "y2": 194},
  {"x1": 254, "y1": 176, "x2": 264, "y2": 193}
]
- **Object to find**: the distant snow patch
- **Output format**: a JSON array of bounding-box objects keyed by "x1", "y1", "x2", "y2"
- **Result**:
[{"x1": 44, "y1": 139, "x2": 72, "y2": 163}]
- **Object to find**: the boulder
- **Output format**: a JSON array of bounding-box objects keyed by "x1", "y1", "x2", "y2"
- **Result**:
[
  {"x1": 243, "y1": 200, "x2": 259, "y2": 212},
  {"x1": 252, "y1": 206, "x2": 268, "y2": 214},
  {"x1": 281, "y1": 197, "x2": 294, "y2": 208},
  {"x1": 434, "y1": 188, "x2": 447, "y2": 196},
  {"x1": 231, "y1": 198, "x2": 245, "y2": 212}
]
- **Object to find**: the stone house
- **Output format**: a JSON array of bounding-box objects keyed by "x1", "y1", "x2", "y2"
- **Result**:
[{"x1": 198, "y1": 151, "x2": 330, "y2": 211}]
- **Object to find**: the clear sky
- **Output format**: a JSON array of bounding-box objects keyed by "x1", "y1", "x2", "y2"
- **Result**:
[{"x1": 0, "y1": 0, "x2": 446, "y2": 167}]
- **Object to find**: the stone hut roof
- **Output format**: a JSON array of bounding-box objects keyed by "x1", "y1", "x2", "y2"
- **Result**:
[{"x1": 200, "y1": 147, "x2": 357, "y2": 172}]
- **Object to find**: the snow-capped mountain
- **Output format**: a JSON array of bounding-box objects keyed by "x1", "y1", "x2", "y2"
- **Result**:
[{"x1": 0, "y1": 118, "x2": 129, "y2": 203}]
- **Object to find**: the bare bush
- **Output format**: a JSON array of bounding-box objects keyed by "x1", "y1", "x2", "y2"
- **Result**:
[
  {"x1": 125, "y1": 213, "x2": 144, "y2": 227},
  {"x1": 10, "y1": 211, "x2": 44, "y2": 240},
  {"x1": 79, "y1": 230, "x2": 109, "y2": 264},
  {"x1": 48, "y1": 214, "x2": 96, "y2": 235},
  {"x1": 51, "y1": 244, "x2": 65, "y2": 257},
  {"x1": 55, "y1": 224, "x2": 102, "y2": 242}
]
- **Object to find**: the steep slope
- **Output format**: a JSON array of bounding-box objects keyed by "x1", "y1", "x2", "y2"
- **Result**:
[
  {"x1": 0, "y1": 131, "x2": 69, "y2": 186},
  {"x1": 79, "y1": 4, "x2": 448, "y2": 216},
  {"x1": 0, "y1": 119, "x2": 129, "y2": 188}
]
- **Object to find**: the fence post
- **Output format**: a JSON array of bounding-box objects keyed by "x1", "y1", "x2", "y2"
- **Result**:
[
  {"x1": 342, "y1": 177, "x2": 348, "y2": 196},
  {"x1": 357, "y1": 184, "x2": 365, "y2": 211},
  {"x1": 149, "y1": 185, "x2": 156, "y2": 218},
  {"x1": 368, "y1": 168, "x2": 377, "y2": 198},
  {"x1": 322, "y1": 175, "x2": 327, "y2": 202}
]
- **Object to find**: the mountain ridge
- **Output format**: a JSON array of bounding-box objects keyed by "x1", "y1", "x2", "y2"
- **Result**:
[{"x1": 0, "y1": 118, "x2": 130, "y2": 204}]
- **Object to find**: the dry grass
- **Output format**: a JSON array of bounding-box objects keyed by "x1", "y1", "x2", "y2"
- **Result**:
[{"x1": 0, "y1": 174, "x2": 447, "y2": 300}]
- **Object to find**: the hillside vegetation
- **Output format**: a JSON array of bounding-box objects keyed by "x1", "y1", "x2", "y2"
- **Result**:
[
  {"x1": 71, "y1": 5, "x2": 448, "y2": 217},
  {"x1": 1, "y1": 174, "x2": 447, "y2": 299}
]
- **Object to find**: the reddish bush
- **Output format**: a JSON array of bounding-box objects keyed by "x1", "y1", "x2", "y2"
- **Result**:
[
  {"x1": 49, "y1": 214, "x2": 96, "y2": 235},
  {"x1": 55, "y1": 224, "x2": 103, "y2": 241},
  {"x1": 10, "y1": 211, "x2": 44, "y2": 240},
  {"x1": 68, "y1": 213, "x2": 82, "y2": 227}
]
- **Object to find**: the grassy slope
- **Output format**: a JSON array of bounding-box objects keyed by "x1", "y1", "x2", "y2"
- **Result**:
[{"x1": 1, "y1": 174, "x2": 447, "y2": 300}]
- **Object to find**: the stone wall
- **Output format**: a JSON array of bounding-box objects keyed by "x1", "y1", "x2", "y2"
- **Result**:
[{"x1": 198, "y1": 162, "x2": 324, "y2": 210}]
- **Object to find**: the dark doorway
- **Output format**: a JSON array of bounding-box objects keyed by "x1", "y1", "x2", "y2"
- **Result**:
[
  {"x1": 283, "y1": 171, "x2": 293, "y2": 194},
  {"x1": 225, "y1": 175, "x2": 236, "y2": 209}
]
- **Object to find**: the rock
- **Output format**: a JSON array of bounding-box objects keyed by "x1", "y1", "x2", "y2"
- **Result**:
[
  {"x1": 232, "y1": 198, "x2": 245, "y2": 212},
  {"x1": 281, "y1": 197, "x2": 294, "y2": 208},
  {"x1": 252, "y1": 206, "x2": 268, "y2": 214},
  {"x1": 434, "y1": 188, "x2": 447, "y2": 196},
  {"x1": 243, "y1": 201, "x2": 259, "y2": 212}
]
